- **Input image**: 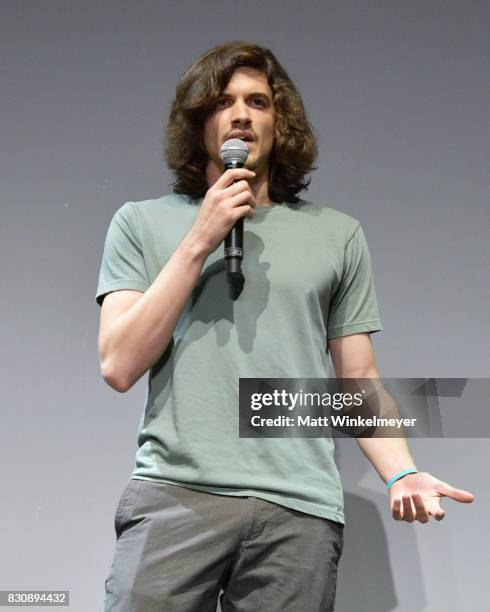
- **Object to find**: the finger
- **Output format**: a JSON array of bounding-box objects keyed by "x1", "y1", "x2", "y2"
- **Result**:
[
  {"x1": 392, "y1": 498, "x2": 402, "y2": 521},
  {"x1": 230, "y1": 190, "x2": 256, "y2": 210},
  {"x1": 402, "y1": 495, "x2": 415, "y2": 522},
  {"x1": 437, "y1": 483, "x2": 475, "y2": 503},
  {"x1": 216, "y1": 168, "x2": 256, "y2": 189},
  {"x1": 232, "y1": 203, "x2": 254, "y2": 222},
  {"x1": 412, "y1": 493, "x2": 430, "y2": 523},
  {"x1": 226, "y1": 179, "x2": 255, "y2": 200},
  {"x1": 428, "y1": 505, "x2": 446, "y2": 521}
]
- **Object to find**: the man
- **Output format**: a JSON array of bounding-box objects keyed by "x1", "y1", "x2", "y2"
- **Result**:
[{"x1": 96, "y1": 41, "x2": 474, "y2": 611}]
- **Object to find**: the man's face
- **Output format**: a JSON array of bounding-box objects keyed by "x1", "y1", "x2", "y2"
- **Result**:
[{"x1": 202, "y1": 66, "x2": 275, "y2": 176}]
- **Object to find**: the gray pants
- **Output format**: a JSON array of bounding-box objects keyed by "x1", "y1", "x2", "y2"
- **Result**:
[{"x1": 104, "y1": 478, "x2": 344, "y2": 611}]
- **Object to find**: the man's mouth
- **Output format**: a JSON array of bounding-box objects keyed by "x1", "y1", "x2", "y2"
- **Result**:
[{"x1": 228, "y1": 131, "x2": 255, "y2": 143}]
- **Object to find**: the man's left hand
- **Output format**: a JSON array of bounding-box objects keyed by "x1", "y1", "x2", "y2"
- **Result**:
[{"x1": 389, "y1": 471, "x2": 474, "y2": 523}]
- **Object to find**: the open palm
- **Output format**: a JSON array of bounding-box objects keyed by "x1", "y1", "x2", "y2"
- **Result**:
[{"x1": 389, "y1": 471, "x2": 474, "y2": 523}]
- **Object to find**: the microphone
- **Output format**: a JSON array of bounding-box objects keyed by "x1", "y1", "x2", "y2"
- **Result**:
[{"x1": 219, "y1": 138, "x2": 249, "y2": 278}]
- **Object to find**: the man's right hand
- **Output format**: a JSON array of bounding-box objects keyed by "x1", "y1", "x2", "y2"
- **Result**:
[{"x1": 187, "y1": 168, "x2": 257, "y2": 256}]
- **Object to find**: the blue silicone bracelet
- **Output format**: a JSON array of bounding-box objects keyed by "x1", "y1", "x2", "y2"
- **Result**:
[{"x1": 386, "y1": 468, "x2": 418, "y2": 490}]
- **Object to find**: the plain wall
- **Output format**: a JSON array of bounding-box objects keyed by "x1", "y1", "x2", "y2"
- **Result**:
[{"x1": 1, "y1": 2, "x2": 488, "y2": 611}]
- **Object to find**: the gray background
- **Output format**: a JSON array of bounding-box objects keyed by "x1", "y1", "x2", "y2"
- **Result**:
[{"x1": 1, "y1": 1, "x2": 488, "y2": 611}]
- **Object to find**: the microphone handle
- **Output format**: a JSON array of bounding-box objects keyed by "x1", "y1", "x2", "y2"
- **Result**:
[
  {"x1": 224, "y1": 175, "x2": 245, "y2": 277},
  {"x1": 224, "y1": 217, "x2": 244, "y2": 276}
]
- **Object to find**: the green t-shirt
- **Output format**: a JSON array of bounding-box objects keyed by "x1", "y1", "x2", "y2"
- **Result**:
[{"x1": 96, "y1": 192, "x2": 383, "y2": 525}]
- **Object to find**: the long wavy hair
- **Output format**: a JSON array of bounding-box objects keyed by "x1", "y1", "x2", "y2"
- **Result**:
[{"x1": 164, "y1": 41, "x2": 318, "y2": 203}]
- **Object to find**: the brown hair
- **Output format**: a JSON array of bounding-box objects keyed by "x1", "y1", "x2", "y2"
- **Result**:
[{"x1": 164, "y1": 41, "x2": 318, "y2": 203}]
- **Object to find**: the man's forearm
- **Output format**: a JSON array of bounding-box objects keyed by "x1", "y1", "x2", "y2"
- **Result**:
[
  {"x1": 355, "y1": 436, "x2": 417, "y2": 485},
  {"x1": 101, "y1": 232, "x2": 209, "y2": 391},
  {"x1": 355, "y1": 377, "x2": 417, "y2": 484},
  {"x1": 336, "y1": 363, "x2": 417, "y2": 485}
]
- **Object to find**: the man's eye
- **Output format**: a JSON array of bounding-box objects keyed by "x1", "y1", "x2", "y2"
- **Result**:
[{"x1": 214, "y1": 97, "x2": 266, "y2": 109}]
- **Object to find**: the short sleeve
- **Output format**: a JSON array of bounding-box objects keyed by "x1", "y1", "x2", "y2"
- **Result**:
[
  {"x1": 95, "y1": 202, "x2": 150, "y2": 306},
  {"x1": 327, "y1": 223, "x2": 383, "y2": 339}
]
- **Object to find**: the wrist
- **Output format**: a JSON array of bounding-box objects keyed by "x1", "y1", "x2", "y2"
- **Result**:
[
  {"x1": 180, "y1": 232, "x2": 211, "y2": 262},
  {"x1": 386, "y1": 467, "x2": 418, "y2": 491}
]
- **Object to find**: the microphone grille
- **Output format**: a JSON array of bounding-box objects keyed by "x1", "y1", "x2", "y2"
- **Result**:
[{"x1": 219, "y1": 138, "x2": 249, "y2": 166}]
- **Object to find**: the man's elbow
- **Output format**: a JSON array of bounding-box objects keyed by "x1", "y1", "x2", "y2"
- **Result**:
[
  {"x1": 342, "y1": 367, "x2": 380, "y2": 379},
  {"x1": 100, "y1": 360, "x2": 131, "y2": 393}
]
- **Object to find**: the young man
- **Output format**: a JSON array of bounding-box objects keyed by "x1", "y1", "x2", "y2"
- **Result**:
[{"x1": 96, "y1": 41, "x2": 474, "y2": 612}]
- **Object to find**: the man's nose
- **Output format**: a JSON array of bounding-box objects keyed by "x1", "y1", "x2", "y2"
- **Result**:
[{"x1": 230, "y1": 98, "x2": 251, "y2": 123}]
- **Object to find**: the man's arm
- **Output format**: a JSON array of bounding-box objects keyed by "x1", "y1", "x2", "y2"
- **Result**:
[
  {"x1": 328, "y1": 332, "x2": 417, "y2": 483},
  {"x1": 98, "y1": 168, "x2": 257, "y2": 392},
  {"x1": 328, "y1": 332, "x2": 474, "y2": 522},
  {"x1": 99, "y1": 238, "x2": 208, "y2": 392}
]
